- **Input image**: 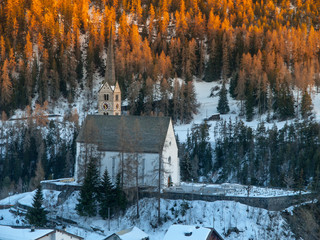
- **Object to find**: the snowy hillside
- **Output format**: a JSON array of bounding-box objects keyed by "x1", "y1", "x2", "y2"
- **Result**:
[
  {"x1": 0, "y1": 190, "x2": 297, "y2": 240},
  {"x1": 175, "y1": 80, "x2": 320, "y2": 142},
  {"x1": 10, "y1": 76, "x2": 320, "y2": 145}
]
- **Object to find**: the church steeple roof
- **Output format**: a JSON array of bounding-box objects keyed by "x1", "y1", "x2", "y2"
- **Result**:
[{"x1": 105, "y1": 27, "x2": 116, "y2": 86}]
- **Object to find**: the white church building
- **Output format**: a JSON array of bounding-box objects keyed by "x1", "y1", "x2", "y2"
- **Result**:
[
  {"x1": 74, "y1": 29, "x2": 180, "y2": 189},
  {"x1": 74, "y1": 115, "x2": 180, "y2": 188}
]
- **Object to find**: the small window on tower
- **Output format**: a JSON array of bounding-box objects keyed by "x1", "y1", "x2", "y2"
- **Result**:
[
  {"x1": 107, "y1": 94, "x2": 109, "y2": 100},
  {"x1": 116, "y1": 94, "x2": 119, "y2": 101},
  {"x1": 104, "y1": 94, "x2": 107, "y2": 100}
]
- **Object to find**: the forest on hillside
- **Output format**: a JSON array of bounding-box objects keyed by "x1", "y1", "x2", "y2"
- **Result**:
[
  {"x1": 179, "y1": 119, "x2": 320, "y2": 190},
  {"x1": 1, "y1": 0, "x2": 320, "y2": 197},
  {"x1": 0, "y1": 110, "x2": 79, "y2": 198},
  {"x1": 0, "y1": 0, "x2": 319, "y2": 121}
]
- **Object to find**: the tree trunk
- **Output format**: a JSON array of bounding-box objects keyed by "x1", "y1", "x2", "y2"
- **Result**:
[{"x1": 158, "y1": 152, "x2": 161, "y2": 224}]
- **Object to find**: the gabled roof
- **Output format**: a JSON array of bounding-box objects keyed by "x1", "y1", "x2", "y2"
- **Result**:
[
  {"x1": 36, "y1": 229, "x2": 84, "y2": 240},
  {"x1": 98, "y1": 82, "x2": 114, "y2": 93},
  {"x1": 105, "y1": 227, "x2": 149, "y2": 240},
  {"x1": 77, "y1": 115, "x2": 171, "y2": 153},
  {"x1": 163, "y1": 225, "x2": 215, "y2": 240},
  {"x1": 0, "y1": 225, "x2": 53, "y2": 240},
  {"x1": 117, "y1": 226, "x2": 149, "y2": 240}
]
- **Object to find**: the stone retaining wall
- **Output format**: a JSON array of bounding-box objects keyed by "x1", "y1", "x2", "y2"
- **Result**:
[
  {"x1": 141, "y1": 191, "x2": 317, "y2": 211},
  {"x1": 41, "y1": 181, "x2": 81, "y2": 192}
]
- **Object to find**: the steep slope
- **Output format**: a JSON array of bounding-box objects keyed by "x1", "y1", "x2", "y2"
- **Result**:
[{"x1": 283, "y1": 200, "x2": 320, "y2": 240}]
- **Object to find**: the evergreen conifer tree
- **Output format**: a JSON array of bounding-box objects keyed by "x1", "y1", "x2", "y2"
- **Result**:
[
  {"x1": 301, "y1": 90, "x2": 313, "y2": 118},
  {"x1": 217, "y1": 83, "x2": 229, "y2": 114},
  {"x1": 180, "y1": 151, "x2": 192, "y2": 181},
  {"x1": 26, "y1": 185, "x2": 47, "y2": 227},
  {"x1": 276, "y1": 85, "x2": 295, "y2": 120},
  {"x1": 114, "y1": 173, "x2": 127, "y2": 214},
  {"x1": 76, "y1": 158, "x2": 100, "y2": 217},
  {"x1": 245, "y1": 84, "x2": 255, "y2": 121},
  {"x1": 229, "y1": 72, "x2": 238, "y2": 98},
  {"x1": 204, "y1": 38, "x2": 222, "y2": 82},
  {"x1": 312, "y1": 165, "x2": 320, "y2": 194},
  {"x1": 99, "y1": 169, "x2": 115, "y2": 219},
  {"x1": 191, "y1": 122, "x2": 212, "y2": 176}
]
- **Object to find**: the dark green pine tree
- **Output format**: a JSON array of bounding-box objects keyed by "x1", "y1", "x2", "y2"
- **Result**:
[
  {"x1": 217, "y1": 83, "x2": 230, "y2": 114},
  {"x1": 114, "y1": 173, "x2": 127, "y2": 214},
  {"x1": 76, "y1": 158, "x2": 100, "y2": 217},
  {"x1": 301, "y1": 90, "x2": 313, "y2": 119},
  {"x1": 189, "y1": 122, "x2": 212, "y2": 176},
  {"x1": 26, "y1": 185, "x2": 47, "y2": 227},
  {"x1": 229, "y1": 71, "x2": 238, "y2": 98},
  {"x1": 245, "y1": 84, "x2": 255, "y2": 121},
  {"x1": 99, "y1": 169, "x2": 115, "y2": 219},
  {"x1": 180, "y1": 151, "x2": 192, "y2": 181},
  {"x1": 276, "y1": 85, "x2": 295, "y2": 120},
  {"x1": 203, "y1": 38, "x2": 222, "y2": 82}
]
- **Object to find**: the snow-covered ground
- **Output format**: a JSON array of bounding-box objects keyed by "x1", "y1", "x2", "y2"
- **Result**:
[
  {"x1": 0, "y1": 190, "x2": 61, "y2": 209},
  {"x1": 0, "y1": 189, "x2": 297, "y2": 240},
  {"x1": 175, "y1": 80, "x2": 320, "y2": 141}
]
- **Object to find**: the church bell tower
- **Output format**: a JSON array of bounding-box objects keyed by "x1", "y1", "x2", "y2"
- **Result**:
[{"x1": 98, "y1": 28, "x2": 121, "y2": 115}]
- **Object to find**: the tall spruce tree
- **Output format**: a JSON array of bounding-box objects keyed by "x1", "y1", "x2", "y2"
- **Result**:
[
  {"x1": 301, "y1": 90, "x2": 313, "y2": 118},
  {"x1": 76, "y1": 158, "x2": 100, "y2": 217},
  {"x1": 26, "y1": 185, "x2": 47, "y2": 227},
  {"x1": 217, "y1": 83, "x2": 230, "y2": 114},
  {"x1": 114, "y1": 173, "x2": 127, "y2": 214},
  {"x1": 276, "y1": 85, "x2": 295, "y2": 120},
  {"x1": 245, "y1": 84, "x2": 255, "y2": 121},
  {"x1": 180, "y1": 151, "x2": 192, "y2": 181},
  {"x1": 99, "y1": 169, "x2": 115, "y2": 219}
]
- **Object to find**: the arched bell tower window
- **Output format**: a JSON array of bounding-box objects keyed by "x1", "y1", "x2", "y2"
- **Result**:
[{"x1": 104, "y1": 94, "x2": 109, "y2": 101}]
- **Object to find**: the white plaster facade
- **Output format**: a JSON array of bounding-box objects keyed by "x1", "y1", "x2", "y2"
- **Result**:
[{"x1": 74, "y1": 118, "x2": 180, "y2": 189}]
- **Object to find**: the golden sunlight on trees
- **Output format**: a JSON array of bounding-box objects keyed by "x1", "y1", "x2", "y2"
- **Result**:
[{"x1": 0, "y1": 0, "x2": 318, "y2": 122}]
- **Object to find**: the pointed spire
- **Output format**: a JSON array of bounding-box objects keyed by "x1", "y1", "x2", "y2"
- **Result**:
[{"x1": 105, "y1": 25, "x2": 116, "y2": 86}]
